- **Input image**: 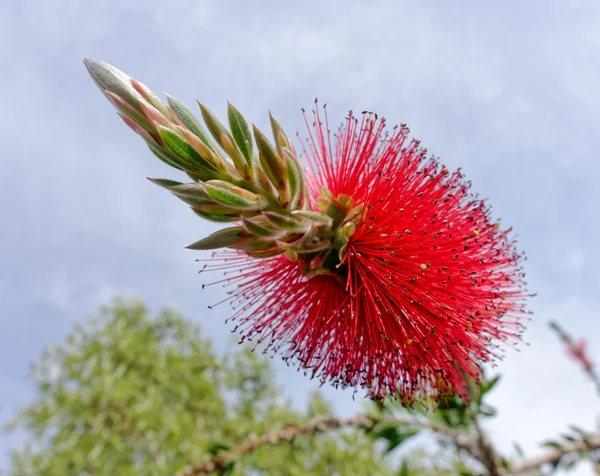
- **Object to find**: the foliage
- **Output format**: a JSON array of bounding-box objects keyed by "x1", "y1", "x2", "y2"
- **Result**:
[{"x1": 4, "y1": 300, "x2": 388, "y2": 476}]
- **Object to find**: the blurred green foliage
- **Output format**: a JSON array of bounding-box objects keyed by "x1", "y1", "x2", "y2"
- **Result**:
[{"x1": 4, "y1": 299, "x2": 391, "y2": 475}]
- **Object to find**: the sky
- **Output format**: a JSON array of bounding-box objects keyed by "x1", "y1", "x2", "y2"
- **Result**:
[{"x1": 1, "y1": 0, "x2": 599, "y2": 474}]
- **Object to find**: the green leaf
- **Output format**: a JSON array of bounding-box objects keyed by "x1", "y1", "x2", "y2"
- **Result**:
[
  {"x1": 242, "y1": 217, "x2": 281, "y2": 237},
  {"x1": 253, "y1": 125, "x2": 286, "y2": 190},
  {"x1": 269, "y1": 112, "x2": 294, "y2": 156},
  {"x1": 158, "y1": 127, "x2": 218, "y2": 175},
  {"x1": 83, "y1": 59, "x2": 142, "y2": 112},
  {"x1": 147, "y1": 178, "x2": 183, "y2": 189},
  {"x1": 186, "y1": 226, "x2": 251, "y2": 250},
  {"x1": 207, "y1": 440, "x2": 232, "y2": 455},
  {"x1": 372, "y1": 425, "x2": 420, "y2": 455},
  {"x1": 203, "y1": 181, "x2": 264, "y2": 210},
  {"x1": 227, "y1": 101, "x2": 253, "y2": 166},
  {"x1": 541, "y1": 440, "x2": 562, "y2": 450},
  {"x1": 262, "y1": 211, "x2": 307, "y2": 231},
  {"x1": 165, "y1": 94, "x2": 215, "y2": 151},
  {"x1": 198, "y1": 102, "x2": 247, "y2": 177},
  {"x1": 191, "y1": 208, "x2": 239, "y2": 222},
  {"x1": 148, "y1": 144, "x2": 184, "y2": 171}
]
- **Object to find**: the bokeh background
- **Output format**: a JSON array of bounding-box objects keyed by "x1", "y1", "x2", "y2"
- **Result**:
[{"x1": 1, "y1": 0, "x2": 599, "y2": 474}]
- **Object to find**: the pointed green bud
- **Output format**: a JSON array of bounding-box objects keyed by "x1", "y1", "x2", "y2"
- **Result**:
[
  {"x1": 245, "y1": 248, "x2": 285, "y2": 259},
  {"x1": 191, "y1": 208, "x2": 239, "y2": 222},
  {"x1": 174, "y1": 126, "x2": 232, "y2": 176},
  {"x1": 269, "y1": 112, "x2": 296, "y2": 156},
  {"x1": 203, "y1": 180, "x2": 265, "y2": 210},
  {"x1": 157, "y1": 126, "x2": 218, "y2": 177},
  {"x1": 147, "y1": 178, "x2": 184, "y2": 189},
  {"x1": 106, "y1": 92, "x2": 153, "y2": 132},
  {"x1": 148, "y1": 144, "x2": 184, "y2": 171},
  {"x1": 139, "y1": 102, "x2": 171, "y2": 129},
  {"x1": 83, "y1": 59, "x2": 143, "y2": 112},
  {"x1": 255, "y1": 167, "x2": 279, "y2": 200},
  {"x1": 276, "y1": 238, "x2": 330, "y2": 254},
  {"x1": 253, "y1": 125, "x2": 288, "y2": 203},
  {"x1": 262, "y1": 211, "x2": 307, "y2": 231},
  {"x1": 130, "y1": 79, "x2": 172, "y2": 119},
  {"x1": 237, "y1": 239, "x2": 279, "y2": 253},
  {"x1": 165, "y1": 95, "x2": 216, "y2": 153},
  {"x1": 291, "y1": 210, "x2": 333, "y2": 226},
  {"x1": 169, "y1": 182, "x2": 210, "y2": 198},
  {"x1": 198, "y1": 102, "x2": 249, "y2": 178},
  {"x1": 282, "y1": 147, "x2": 307, "y2": 209},
  {"x1": 227, "y1": 101, "x2": 253, "y2": 165},
  {"x1": 195, "y1": 203, "x2": 241, "y2": 215},
  {"x1": 242, "y1": 217, "x2": 282, "y2": 237},
  {"x1": 186, "y1": 226, "x2": 252, "y2": 250},
  {"x1": 167, "y1": 183, "x2": 212, "y2": 207}
]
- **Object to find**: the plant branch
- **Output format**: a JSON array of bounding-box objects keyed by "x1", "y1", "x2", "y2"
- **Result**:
[
  {"x1": 509, "y1": 433, "x2": 600, "y2": 474},
  {"x1": 175, "y1": 413, "x2": 467, "y2": 476}
]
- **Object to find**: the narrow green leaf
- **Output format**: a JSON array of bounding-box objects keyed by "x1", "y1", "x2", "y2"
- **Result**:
[
  {"x1": 147, "y1": 178, "x2": 183, "y2": 189},
  {"x1": 253, "y1": 125, "x2": 286, "y2": 189},
  {"x1": 242, "y1": 217, "x2": 281, "y2": 237},
  {"x1": 148, "y1": 145, "x2": 184, "y2": 171},
  {"x1": 292, "y1": 210, "x2": 333, "y2": 226},
  {"x1": 227, "y1": 101, "x2": 253, "y2": 165},
  {"x1": 158, "y1": 127, "x2": 218, "y2": 175},
  {"x1": 186, "y1": 227, "x2": 249, "y2": 250},
  {"x1": 131, "y1": 79, "x2": 171, "y2": 118},
  {"x1": 191, "y1": 208, "x2": 239, "y2": 222},
  {"x1": 199, "y1": 102, "x2": 248, "y2": 177},
  {"x1": 165, "y1": 95, "x2": 215, "y2": 151},
  {"x1": 83, "y1": 59, "x2": 142, "y2": 111},
  {"x1": 169, "y1": 182, "x2": 210, "y2": 196},
  {"x1": 269, "y1": 112, "x2": 294, "y2": 156},
  {"x1": 203, "y1": 181, "x2": 264, "y2": 210},
  {"x1": 262, "y1": 211, "x2": 307, "y2": 231}
]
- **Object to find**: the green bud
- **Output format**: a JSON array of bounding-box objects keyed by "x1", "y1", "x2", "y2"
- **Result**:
[
  {"x1": 282, "y1": 147, "x2": 307, "y2": 209},
  {"x1": 165, "y1": 94, "x2": 216, "y2": 153},
  {"x1": 269, "y1": 112, "x2": 296, "y2": 156},
  {"x1": 227, "y1": 101, "x2": 254, "y2": 165},
  {"x1": 276, "y1": 238, "x2": 330, "y2": 254},
  {"x1": 106, "y1": 92, "x2": 153, "y2": 132},
  {"x1": 191, "y1": 208, "x2": 239, "y2": 222},
  {"x1": 157, "y1": 126, "x2": 218, "y2": 178},
  {"x1": 83, "y1": 59, "x2": 143, "y2": 112},
  {"x1": 186, "y1": 226, "x2": 252, "y2": 250},
  {"x1": 242, "y1": 217, "x2": 282, "y2": 237},
  {"x1": 198, "y1": 102, "x2": 249, "y2": 179},
  {"x1": 262, "y1": 211, "x2": 307, "y2": 231},
  {"x1": 130, "y1": 79, "x2": 172, "y2": 119},
  {"x1": 203, "y1": 180, "x2": 265, "y2": 210},
  {"x1": 148, "y1": 144, "x2": 184, "y2": 171},
  {"x1": 292, "y1": 210, "x2": 333, "y2": 227},
  {"x1": 253, "y1": 125, "x2": 288, "y2": 204}
]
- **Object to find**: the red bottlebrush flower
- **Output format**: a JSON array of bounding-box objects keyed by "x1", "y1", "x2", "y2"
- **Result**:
[
  {"x1": 82, "y1": 59, "x2": 531, "y2": 403},
  {"x1": 204, "y1": 105, "x2": 530, "y2": 403}
]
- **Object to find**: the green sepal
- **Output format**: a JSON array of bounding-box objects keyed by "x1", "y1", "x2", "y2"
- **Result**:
[
  {"x1": 165, "y1": 94, "x2": 216, "y2": 152},
  {"x1": 185, "y1": 226, "x2": 251, "y2": 250},
  {"x1": 203, "y1": 180, "x2": 264, "y2": 210},
  {"x1": 262, "y1": 211, "x2": 307, "y2": 231},
  {"x1": 227, "y1": 101, "x2": 253, "y2": 166}
]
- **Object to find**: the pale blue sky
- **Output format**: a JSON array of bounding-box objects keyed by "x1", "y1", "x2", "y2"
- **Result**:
[{"x1": 1, "y1": 0, "x2": 599, "y2": 474}]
